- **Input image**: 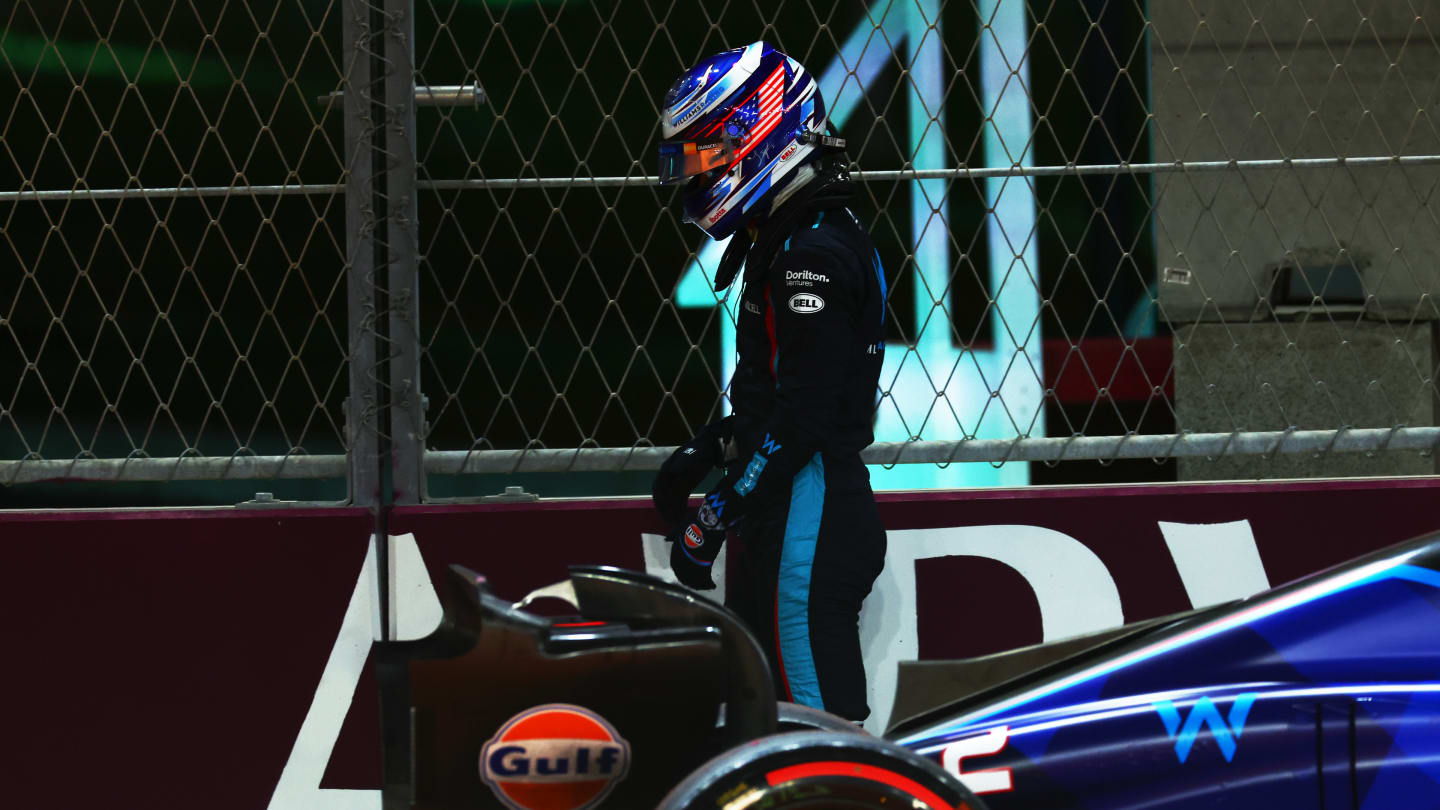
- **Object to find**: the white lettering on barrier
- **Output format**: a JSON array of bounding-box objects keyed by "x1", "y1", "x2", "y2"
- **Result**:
[
  {"x1": 859, "y1": 520, "x2": 1270, "y2": 734},
  {"x1": 1158, "y1": 520, "x2": 1270, "y2": 608},
  {"x1": 268, "y1": 533, "x2": 440, "y2": 810},
  {"x1": 270, "y1": 520, "x2": 1272, "y2": 797},
  {"x1": 860, "y1": 526, "x2": 1125, "y2": 735}
]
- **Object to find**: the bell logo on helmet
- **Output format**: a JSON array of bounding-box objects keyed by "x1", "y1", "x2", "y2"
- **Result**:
[
  {"x1": 779, "y1": 142, "x2": 799, "y2": 161},
  {"x1": 788, "y1": 292, "x2": 825, "y2": 314},
  {"x1": 480, "y1": 704, "x2": 631, "y2": 810}
]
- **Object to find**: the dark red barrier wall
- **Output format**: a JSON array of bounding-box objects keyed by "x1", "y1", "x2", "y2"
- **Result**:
[
  {"x1": 6, "y1": 477, "x2": 1439, "y2": 807},
  {"x1": 5, "y1": 508, "x2": 372, "y2": 808}
]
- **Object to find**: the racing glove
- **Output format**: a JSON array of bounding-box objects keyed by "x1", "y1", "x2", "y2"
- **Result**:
[
  {"x1": 666, "y1": 494, "x2": 727, "y2": 590},
  {"x1": 652, "y1": 415, "x2": 733, "y2": 527}
]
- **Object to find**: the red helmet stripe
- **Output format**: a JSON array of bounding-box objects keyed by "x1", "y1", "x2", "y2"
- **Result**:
[
  {"x1": 731, "y1": 65, "x2": 787, "y2": 162},
  {"x1": 691, "y1": 63, "x2": 777, "y2": 140}
]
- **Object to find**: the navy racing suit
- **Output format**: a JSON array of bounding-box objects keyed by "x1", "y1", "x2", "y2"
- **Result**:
[{"x1": 707, "y1": 167, "x2": 887, "y2": 721}]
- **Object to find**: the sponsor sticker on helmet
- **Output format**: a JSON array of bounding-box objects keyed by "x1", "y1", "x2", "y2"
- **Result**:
[
  {"x1": 480, "y1": 704, "x2": 631, "y2": 810},
  {"x1": 684, "y1": 524, "x2": 705, "y2": 549},
  {"x1": 788, "y1": 292, "x2": 825, "y2": 314},
  {"x1": 779, "y1": 142, "x2": 799, "y2": 161}
]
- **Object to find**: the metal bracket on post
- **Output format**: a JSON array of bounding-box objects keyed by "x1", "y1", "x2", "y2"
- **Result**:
[
  {"x1": 479, "y1": 486, "x2": 540, "y2": 503},
  {"x1": 237, "y1": 491, "x2": 300, "y2": 508},
  {"x1": 316, "y1": 84, "x2": 485, "y2": 108}
]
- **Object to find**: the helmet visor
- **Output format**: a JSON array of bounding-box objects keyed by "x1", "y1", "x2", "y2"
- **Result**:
[{"x1": 657, "y1": 138, "x2": 734, "y2": 186}]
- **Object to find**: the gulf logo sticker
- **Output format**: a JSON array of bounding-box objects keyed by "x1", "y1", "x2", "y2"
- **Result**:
[
  {"x1": 480, "y1": 704, "x2": 631, "y2": 810},
  {"x1": 684, "y1": 524, "x2": 705, "y2": 549}
]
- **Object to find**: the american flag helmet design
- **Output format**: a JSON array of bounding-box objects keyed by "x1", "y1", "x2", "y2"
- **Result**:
[{"x1": 659, "y1": 41, "x2": 829, "y2": 240}]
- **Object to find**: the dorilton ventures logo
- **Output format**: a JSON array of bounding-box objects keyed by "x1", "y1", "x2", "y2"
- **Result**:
[
  {"x1": 480, "y1": 704, "x2": 631, "y2": 810},
  {"x1": 785, "y1": 269, "x2": 829, "y2": 284}
]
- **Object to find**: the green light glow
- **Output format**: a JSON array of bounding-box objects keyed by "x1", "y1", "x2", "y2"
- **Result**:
[{"x1": 2, "y1": 32, "x2": 249, "y2": 88}]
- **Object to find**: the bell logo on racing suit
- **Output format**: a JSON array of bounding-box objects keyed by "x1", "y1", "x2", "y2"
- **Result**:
[
  {"x1": 788, "y1": 292, "x2": 825, "y2": 314},
  {"x1": 480, "y1": 704, "x2": 631, "y2": 810}
]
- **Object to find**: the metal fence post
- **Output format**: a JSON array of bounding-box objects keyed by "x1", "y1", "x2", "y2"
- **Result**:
[
  {"x1": 384, "y1": 0, "x2": 425, "y2": 505},
  {"x1": 343, "y1": 0, "x2": 391, "y2": 652},
  {"x1": 344, "y1": 0, "x2": 381, "y2": 510}
]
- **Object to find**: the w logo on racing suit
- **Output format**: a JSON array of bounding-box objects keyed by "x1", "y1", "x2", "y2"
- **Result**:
[{"x1": 1152, "y1": 693, "x2": 1258, "y2": 763}]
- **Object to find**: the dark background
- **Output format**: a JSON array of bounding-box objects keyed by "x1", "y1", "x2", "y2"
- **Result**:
[{"x1": 0, "y1": 0, "x2": 1167, "y2": 506}]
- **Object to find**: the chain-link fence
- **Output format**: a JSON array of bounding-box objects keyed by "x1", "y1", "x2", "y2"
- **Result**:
[
  {"x1": 4, "y1": 0, "x2": 1439, "y2": 504},
  {"x1": 1, "y1": 0, "x2": 351, "y2": 495},
  {"x1": 413, "y1": 0, "x2": 1440, "y2": 494}
]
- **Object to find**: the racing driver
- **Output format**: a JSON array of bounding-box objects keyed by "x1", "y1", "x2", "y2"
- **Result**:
[{"x1": 653, "y1": 41, "x2": 889, "y2": 722}]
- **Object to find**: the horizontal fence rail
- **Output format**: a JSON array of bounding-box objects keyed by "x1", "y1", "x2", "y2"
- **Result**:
[
  {"x1": 419, "y1": 154, "x2": 1440, "y2": 189},
  {"x1": 425, "y1": 428, "x2": 1440, "y2": 475},
  {"x1": 0, "y1": 454, "x2": 348, "y2": 484},
  {"x1": 0, "y1": 183, "x2": 346, "y2": 202},
  {"x1": 9, "y1": 427, "x2": 1436, "y2": 484},
  {"x1": 9, "y1": 154, "x2": 1440, "y2": 202}
]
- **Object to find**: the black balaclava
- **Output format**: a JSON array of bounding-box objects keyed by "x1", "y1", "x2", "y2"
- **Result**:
[{"x1": 711, "y1": 155, "x2": 855, "y2": 293}]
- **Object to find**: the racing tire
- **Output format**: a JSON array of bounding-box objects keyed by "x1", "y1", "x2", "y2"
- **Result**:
[
  {"x1": 656, "y1": 730, "x2": 988, "y2": 810},
  {"x1": 776, "y1": 701, "x2": 868, "y2": 734}
]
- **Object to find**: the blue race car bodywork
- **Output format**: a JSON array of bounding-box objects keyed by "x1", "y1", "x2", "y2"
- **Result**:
[
  {"x1": 379, "y1": 532, "x2": 1440, "y2": 809},
  {"x1": 887, "y1": 532, "x2": 1440, "y2": 808}
]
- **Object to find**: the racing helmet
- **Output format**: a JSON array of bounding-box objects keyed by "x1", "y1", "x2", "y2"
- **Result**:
[{"x1": 658, "y1": 41, "x2": 839, "y2": 240}]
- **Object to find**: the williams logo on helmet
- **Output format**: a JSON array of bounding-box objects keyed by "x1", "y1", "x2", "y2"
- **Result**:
[
  {"x1": 480, "y1": 704, "x2": 631, "y2": 810},
  {"x1": 788, "y1": 292, "x2": 825, "y2": 314}
]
